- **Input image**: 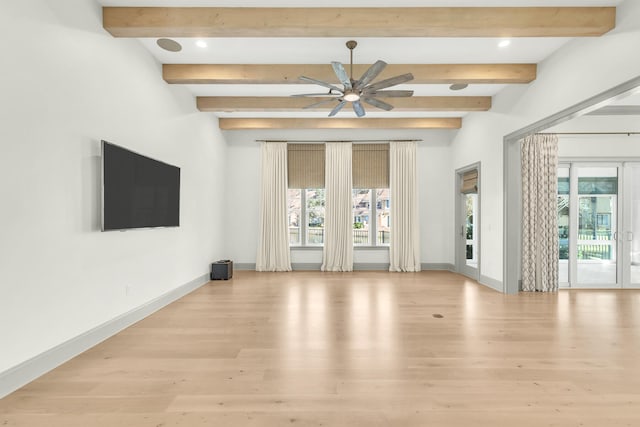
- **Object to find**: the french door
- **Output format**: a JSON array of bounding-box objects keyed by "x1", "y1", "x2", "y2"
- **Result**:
[
  {"x1": 457, "y1": 165, "x2": 480, "y2": 280},
  {"x1": 559, "y1": 162, "x2": 640, "y2": 288}
]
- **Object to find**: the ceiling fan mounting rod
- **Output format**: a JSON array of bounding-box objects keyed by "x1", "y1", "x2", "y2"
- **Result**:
[{"x1": 346, "y1": 40, "x2": 357, "y2": 80}]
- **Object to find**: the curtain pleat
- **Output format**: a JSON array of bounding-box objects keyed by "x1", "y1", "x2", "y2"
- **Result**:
[
  {"x1": 322, "y1": 143, "x2": 353, "y2": 271},
  {"x1": 389, "y1": 141, "x2": 421, "y2": 272},
  {"x1": 256, "y1": 142, "x2": 292, "y2": 272},
  {"x1": 521, "y1": 134, "x2": 559, "y2": 291}
]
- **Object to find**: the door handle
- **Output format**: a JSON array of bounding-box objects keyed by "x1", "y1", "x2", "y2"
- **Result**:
[
  {"x1": 613, "y1": 232, "x2": 618, "y2": 240},
  {"x1": 628, "y1": 231, "x2": 634, "y2": 242}
]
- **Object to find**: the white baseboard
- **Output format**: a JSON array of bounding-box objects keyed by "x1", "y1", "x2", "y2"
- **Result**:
[
  {"x1": 479, "y1": 274, "x2": 504, "y2": 292},
  {"x1": 234, "y1": 263, "x2": 256, "y2": 270},
  {"x1": 421, "y1": 263, "x2": 455, "y2": 271},
  {"x1": 353, "y1": 263, "x2": 388, "y2": 270},
  {"x1": 292, "y1": 263, "x2": 322, "y2": 270},
  {"x1": 0, "y1": 273, "x2": 209, "y2": 399},
  {"x1": 235, "y1": 263, "x2": 419, "y2": 271}
]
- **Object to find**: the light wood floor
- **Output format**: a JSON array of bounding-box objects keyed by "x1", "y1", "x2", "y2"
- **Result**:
[{"x1": 2, "y1": 271, "x2": 640, "y2": 426}]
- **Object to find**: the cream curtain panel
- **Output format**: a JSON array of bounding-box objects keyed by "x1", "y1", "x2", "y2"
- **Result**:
[
  {"x1": 322, "y1": 142, "x2": 353, "y2": 271},
  {"x1": 521, "y1": 134, "x2": 559, "y2": 292},
  {"x1": 256, "y1": 142, "x2": 292, "y2": 272},
  {"x1": 389, "y1": 141, "x2": 421, "y2": 272}
]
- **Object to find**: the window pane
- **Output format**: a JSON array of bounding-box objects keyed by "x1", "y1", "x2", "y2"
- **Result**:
[
  {"x1": 576, "y1": 167, "x2": 617, "y2": 284},
  {"x1": 306, "y1": 189, "x2": 325, "y2": 245},
  {"x1": 465, "y1": 193, "x2": 478, "y2": 267},
  {"x1": 287, "y1": 189, "x2": 301, "y2": 245},
  {"x1": 353, "y1": 189, "x2": 371, "y2": 245},
  {"x1": 376, "y1": 189, "x2": 390, "y2": 245}
]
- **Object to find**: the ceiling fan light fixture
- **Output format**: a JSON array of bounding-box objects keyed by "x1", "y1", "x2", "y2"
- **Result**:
[{"x1": 343, "y1": 90, "x2": 360, "y2": 102}]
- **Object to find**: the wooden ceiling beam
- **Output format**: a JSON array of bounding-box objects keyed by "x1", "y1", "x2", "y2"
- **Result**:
[
  {"x1": 103, "y1": 7, "x2": 615, "y2": 38},
  {"x1": 164, "y1": 64, "x2": 536, "y2": 85},
  {"x1": 198, "y1": 96, "x2": 491, "y2": 112},
  {"x1": 218, "y1": 118, "x2": 462, "y2": 130}
]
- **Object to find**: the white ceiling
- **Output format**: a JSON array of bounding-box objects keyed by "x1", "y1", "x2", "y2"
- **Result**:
[
  {"x1": 136, "y1": 37, "x2": 574, "y2": 65},
  {"x1": 97, "y1": 0, "x2": 624, "y2": 119}
]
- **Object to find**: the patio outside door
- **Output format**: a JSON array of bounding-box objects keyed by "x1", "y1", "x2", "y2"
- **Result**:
[
  {"x1": 558, "y1": 164, "x2": 620, "y2": 288},
  {"x1": 457, "y1": 166, "x2": 480, "y2": 280}
]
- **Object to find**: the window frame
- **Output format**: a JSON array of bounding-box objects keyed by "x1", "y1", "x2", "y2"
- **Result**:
[{"x1": 288, "y1": 187, "x2": 389, "y2": 248}]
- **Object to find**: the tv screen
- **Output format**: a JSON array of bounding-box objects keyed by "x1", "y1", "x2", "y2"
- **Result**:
[{"x1": 101, "y1": 141, "x2": 180, "y2": 231}]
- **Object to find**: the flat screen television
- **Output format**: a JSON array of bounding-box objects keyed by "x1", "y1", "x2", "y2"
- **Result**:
[{"x1": 101, "y1": 140, "x2": 180, "y2": 231}]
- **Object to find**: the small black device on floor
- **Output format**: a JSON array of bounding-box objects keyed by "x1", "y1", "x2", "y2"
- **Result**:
[{"x1": 210, "y1": 260, "x2": 233, "y2": 280}]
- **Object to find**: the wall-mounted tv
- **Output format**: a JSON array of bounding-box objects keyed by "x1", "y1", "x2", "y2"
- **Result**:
[{"x1": 101, "y1": 141, "x2": 180, "y2": 231}]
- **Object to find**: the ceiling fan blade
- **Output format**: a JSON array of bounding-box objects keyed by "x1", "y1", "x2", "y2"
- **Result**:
[
  {"x1": 291, "y1": 92, "x2": 342, "y2": 98},
  {"x1": 364, "y1": 73, "x2": 414, "y2": 92},
  {"x1": 362, "y1": 90, "x2": 414, "y2": 98},
  {"x1": 362, "y1": 97, "x2": 394, "y2": 111},
  {"x1": 299, "y1": 76, "x2": 342, "y2": 92},
  {"x1": 331, "y1": 62, "x2": 352, "y2": 90},
  {"x1": 303, "y1": 98, "x2": 339, "y2": 109},
  {"x1": 328, "y1": 100, "x2": 347, "y2": 117},
  {"x1": 355, "y1": 60, "x2": 387, "y2": 90},
  {"x1": 352, "y1": 101, "x2": 366, "y2": 117}
]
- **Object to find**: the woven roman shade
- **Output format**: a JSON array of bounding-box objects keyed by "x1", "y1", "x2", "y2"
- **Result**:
[
  {"x1": 352, "y1": 143, "x2": 389, "y2": 188},
  {"x1": 287, "y1": 144, "x2": 325, "y2": 188},
  {"x1": 461, "y1": 169, "x2": 478, "y2": 194}
]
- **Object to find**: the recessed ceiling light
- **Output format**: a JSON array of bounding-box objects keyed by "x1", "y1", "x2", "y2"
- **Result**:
[
  {"x1": 196, "y1": 40, "x2": 208, "y2": 48},
  {"x1": 498, "y1": 40, "x2": 511, "y2": 48},
  {"x1": 449, "y1": 83, "x2": 469, "y2": 91},
  {"x1": 156, "y1": 38, "x2": 182, "y2": 52}
]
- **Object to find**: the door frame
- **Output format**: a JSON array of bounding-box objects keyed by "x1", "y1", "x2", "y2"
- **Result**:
[
  {"x1": 503, "y1": 75, "x2": 640, "y2": 294},
  {"x1": 621, "y1": 161, "x2": 640, "y2": 289},
  {"x1": 455, "y1": 162, "x2": 481, "y2": 281}
]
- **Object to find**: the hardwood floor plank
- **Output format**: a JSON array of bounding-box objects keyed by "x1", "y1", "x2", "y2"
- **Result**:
[{"x1": 1, "y1": 271, "x2": 640, "y2": 426}]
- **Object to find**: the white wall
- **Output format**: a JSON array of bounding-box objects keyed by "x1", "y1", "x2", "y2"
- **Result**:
[
  {"x1": 450, "y1": 0, "x2": 640, "y2": 284},
  {"x1": 223, "y1": 129, "x2": 455, "y2": 267},
  {"x1": 554, "y1": 115, "x2": 640, "y2": 157},
  {"x1": 0, "y1": 0, "x2": 226, "y2": 374}
]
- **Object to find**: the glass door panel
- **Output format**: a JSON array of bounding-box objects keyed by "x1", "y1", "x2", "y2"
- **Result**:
[
  {"x1": 575, "y1": 167, "x2": 618, "y2": 285},
  {"x1": 465, "y1": 193, "x2": 478, "y2": 268},
  {"x1": 628, "y1": 166, "x2": 640, "y2": 285}
]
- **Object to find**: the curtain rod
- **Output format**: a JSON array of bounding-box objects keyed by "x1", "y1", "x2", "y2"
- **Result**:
[
  {"x1": 256, "y1": 139, "x2": 422, "y2": 143},
  {"x1": 538, "y1": 132, "x2": 640, "y2": 136}
]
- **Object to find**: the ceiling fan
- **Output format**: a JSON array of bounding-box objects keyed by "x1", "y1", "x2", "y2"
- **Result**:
[{"x1": 292, "y1": 40, "x2": 414, "y2": 117}]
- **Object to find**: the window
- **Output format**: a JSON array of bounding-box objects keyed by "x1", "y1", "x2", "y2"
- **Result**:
[
  {"x1": 376, "y1": 189, "x2": 390, "y2": 245},
  {"x1": 288, "y1": 143, "x2": 390, "y2": 247},
  {"x1": 289, "y1": 188, "x2": 389, "y2": 247},
  {"x1": 353, "y1": 189, "x2": 371, "y2": 245},
  {"x1": 306, "y1": 189, "x2": 325, "y2": 245},
  {"x1": 352, "y1": 188, "x2": 390, "y2": 247},
  {"x1": 288, "y1": 188, "x2": 326, "y2": 246},
  {"x1": 288, "y1": 189, "x2": 301, "y2": 245}
]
